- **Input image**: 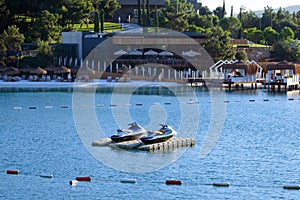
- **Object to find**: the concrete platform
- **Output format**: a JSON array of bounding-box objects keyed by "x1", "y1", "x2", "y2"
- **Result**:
[{"x1": 92, "y1": 137, "x2": 195, "y2": 151}]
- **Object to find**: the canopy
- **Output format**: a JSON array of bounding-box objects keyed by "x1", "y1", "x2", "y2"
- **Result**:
[
  {"x1": 144, "y1": 49, "x2": 158, "y2": 56},
  {"x1": 30, "y1": 67, "x2": 47, "y2": 75},
  {"x1": 4, "y1": 66, "x2": 20, "y2": 75},
  {"x1": 128, "y1": 50, "x2": 143, "y2": 56},
  {"x1": 114, "y1": 49, "x2": 127, "y2": 56},
  {"x1": 182, "y1": 50, "x2": 201, "y2": 57},
  {"x1": 20, "y1": 65, "x2": 34, "y2": 73},
  {"x1": 159, "y1": 51, "x2": 173, "y2": 56},
  {"x1": 54, "y1": 66, "x2": 71, "y2": 74}
]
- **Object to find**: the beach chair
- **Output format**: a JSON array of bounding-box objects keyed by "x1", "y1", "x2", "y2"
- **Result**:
[
  {"x1": 107, "y1": 76, "x2": 112, "y2": 82},
  {"x1": 33, "y1": 75, "x2": 39, "y2": 81},
  {"x1": 40, "y1": 75, "x2": 46, "y2": 81},
  {"x1": 3, "y1": 75, "x2": 8, "y2": 82},
  {"x1": 28, "y1": 75, "x2": 33, "y2": 81},
  {"x1": 46, "y1": 75, "x2": 51, "y2": 81}
]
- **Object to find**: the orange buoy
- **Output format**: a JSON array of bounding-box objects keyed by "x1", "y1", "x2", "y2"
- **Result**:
[
  {"x1": 7, "y1": 170, "x2": 19, "y2": 175},
  {"x1": 166, "y1": 180, "x2": 182, "y2": 185},
  {"x1": 76, "y1": 176, "x2": 92, "y2": 181}
]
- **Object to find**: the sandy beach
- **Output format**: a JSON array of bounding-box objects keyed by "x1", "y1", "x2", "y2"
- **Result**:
[{"x1": 0, "y1": 79, "x2": 185, "y2": 88}]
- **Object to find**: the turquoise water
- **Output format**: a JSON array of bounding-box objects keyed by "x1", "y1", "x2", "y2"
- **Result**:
[{"x1": 0, "y1": 86, "x2": 300, "y2": 199}]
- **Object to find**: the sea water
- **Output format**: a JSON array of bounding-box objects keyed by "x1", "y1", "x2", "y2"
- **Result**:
[{"x1": 0, "y1": 85, "x2": 299, "y2": 199}]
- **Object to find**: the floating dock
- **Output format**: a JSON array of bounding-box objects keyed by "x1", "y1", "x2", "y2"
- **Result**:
[{"x1": 92, "y1": 137, "x2": 195, "y2": 151}]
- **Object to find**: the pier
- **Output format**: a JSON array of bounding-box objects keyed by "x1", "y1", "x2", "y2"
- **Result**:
[{"x1": 92, "y1": 137, "x2": 195, "y2": 151}]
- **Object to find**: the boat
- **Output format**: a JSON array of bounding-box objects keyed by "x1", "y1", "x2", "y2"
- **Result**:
[
  {"x1": 140, "y1": 124, "x2": 177, "y2": 144},
  {"x1": 110, "y1": 122, "x2": 146, "y2": 143}
]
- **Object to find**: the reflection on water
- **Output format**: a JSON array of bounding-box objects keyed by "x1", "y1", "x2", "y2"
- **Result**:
[{"x1": 0, "y1": 87, "x2": 299, "y2": 199}]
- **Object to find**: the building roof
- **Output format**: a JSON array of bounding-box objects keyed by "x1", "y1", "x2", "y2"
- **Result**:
[{"x1": 117, "y1": 0, "x2": 165, "y2": 6}]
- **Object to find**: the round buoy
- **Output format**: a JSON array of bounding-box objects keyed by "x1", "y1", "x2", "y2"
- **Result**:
[
  {"x1": 110, "y1": 104, "x2": 117, "y2": 107},
  {"x1": 249, "y1": 100, "x2": 255, "y2": 102},
  {"x1": 7, "y1": 170, "x2": 19, "y2": 175},
  {"x1": 213, "y1": 182, "x2": 230, "y2": 187},
  {"x1": 29, "y1": 106, "x2": 37, "y2": 109},
  {"x1": 69, "y1": 180, "x2": 79, "y2": 186},
  {"x1": 263, "y1": 99, "x2": 269, "y2": 102},
  {"x1": 13, "y1": 107, "x2": 22, "y2": 110},
  {"x1": 44, "y1": 106, "x2": 53, "y2": 109},
  {"x1": 223, "y1": 101, "x2": 229, "y2": 103},
  {"x1": 166, "y1": 180, "x2": 182, "y2": 185},
  {"x1": 288, "y1": 98, "x2": 294, "y2": 101},
  {"x1": 76, "y1": 176, "x2": 92, "y2": 181},
  {"x1": 283, "y1": 184, "x2": 300, "y2": 190},
  {"x1": 136, "y1": 103, "x2": 143, "y2": 106},
  {"x1": 120, "y1": 178, "x2": 137, "y2": 184},
  {"x1": 61, "y1": 105, "x2": 69, "y2": 108},
  {"x1": 164, "y1": 102, "x2": 172, "y2": 105}
]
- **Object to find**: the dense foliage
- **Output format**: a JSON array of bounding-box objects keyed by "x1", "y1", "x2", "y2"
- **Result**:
[{"x1": 0, "y1": 0, "x2": 299, "y2": 66}]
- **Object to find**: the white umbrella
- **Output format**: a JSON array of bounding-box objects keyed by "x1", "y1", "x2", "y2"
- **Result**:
[
  {"x1": 144, "y1": 49, "x2": 158, "y2": 56},
  {"x1": 128, "y1": 50, "x2": 143, "y2": 55},
  {"x1": 182, "y1": 50, "x2": 201, "y2": 57},
  {"x1": 159, "y1": 51, "x2": 173, "y2": 56},
  {"x1": 114, "y1": 49, "x2": 127, "y2": 56}
]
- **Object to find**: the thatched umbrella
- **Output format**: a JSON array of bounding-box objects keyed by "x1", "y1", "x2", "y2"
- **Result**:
[
  {"x1": 4, "y1": 66, "x2": 20, "y2": 76},
  {"x1": 20, "y1": 65, "x2": 34, "y2": 77},
  {"x1": 30, "y1": 67, "x2": 47, "y2": 75},
  {"x1": 0, "y1": 65, "x2": 9, "y2": 73},
  {"x1": 54, "y1": 66, "x2": 71, "y2": 74},
  {"x1": 265, "y1": 61, "x2": 296, "y2": 71},
  {"x1": 77, "y1": 66, "x2": 95, "y2": 81},
  {"x1": 54, "y1": 66, "x2": 71, "y2": 79}
]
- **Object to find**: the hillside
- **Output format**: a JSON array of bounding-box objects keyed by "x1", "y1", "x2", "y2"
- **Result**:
[{"x1": 254, "y1": 5, "x2": 300, "y2": 15}]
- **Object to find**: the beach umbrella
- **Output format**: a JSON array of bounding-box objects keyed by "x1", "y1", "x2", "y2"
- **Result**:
[
  {"x1": 4, "y1": 66, "x2": 20, "y2": 75},
  {"x1": 182, "y1": 50, "x2": 201, "y2": 57},
  {"x1": 20, "y1": 65, "x2": 34, "y2": 73},
  {"x1": 144, "y1": 49, "x2": 158, "y2": 56},
  {"x1": 114, "y1": 49, "x2": 127, "y2": 56},
  {"x1": 54, "y1": 66, "x2": 71, "y2": 74},
  {"x1": 44, "y1": 65, "x2": 57, "y2": 72},
  {"x1": 0, "y1": 65, "x2": 9, "y2": 73},
  {"x1": 159, "y1": 51, "x2": 173, "y2": 56},
  {"x1": 128, "y1": 50, "x2": 143, "y2": 56},
  {"x1": 30, "y1": 67, "x2": 47, "y2": 75}
]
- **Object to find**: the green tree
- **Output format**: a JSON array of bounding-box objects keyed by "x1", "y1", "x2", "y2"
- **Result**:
[
  {"x1": 261, "y1": 6, "x2": 275, "y2": 29},
  {"x1": 202, "y1": 27, "x2": 235, "y2": 62},
  {"x1": 31, "y1": 10, "x2": 62, "y2": 42},
  {"x1": 198, "y1": 6, "x2": 211, "y2": 16},
  {"x1": 96, "y1": 0, "x2": 120, "y2": 21},
  {"x1": 264, "y1": 26, "x2": 278, "y2": 45},
  {"x1": 239, "y1": 10, "x2": 261, "y2": 29},
  {"x1": 279, "y1": 26, "x2": 294, "y2": 40},
  {"x1": 243, "y1": 27, "x2": 264, "y2": 44},
  {"x1": 273, "y1": 38, "x2": 300, "y2": 61},
  {"x1": 94, "y1": 11, "x2": 99, "y2": 32},
  {"x1": 35, "y1": 39, "x2": 53, "y2": 67},
  {"x1": 59, "y1": 0, "x2": 93, "y2": 31},
  {"x1": 1, "y1": 25, "x2": 24, "y2": 52},
  {"x1": 100, "y1": 9, "x2": 104, "y2": 32},
  {"x1": 235, "y1": 50, "x2": 248, "y2": 61},
  {"x1": 219, "y1": 17, "x2": 241, "y2": 38},
  {"x1": 213, "y1": 6, "x2": 224, "y2": 20},
  {"x1": 188, "y1": 14, "x2": 217, "y2": 29},
  {"x1": 160, "y1": 0, "x2": 194, "y2": 31}
]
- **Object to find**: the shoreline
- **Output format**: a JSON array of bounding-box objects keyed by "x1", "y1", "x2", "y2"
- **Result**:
[{"x1": 0, "y1": 79, "x2": 186, "y2": 89}]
